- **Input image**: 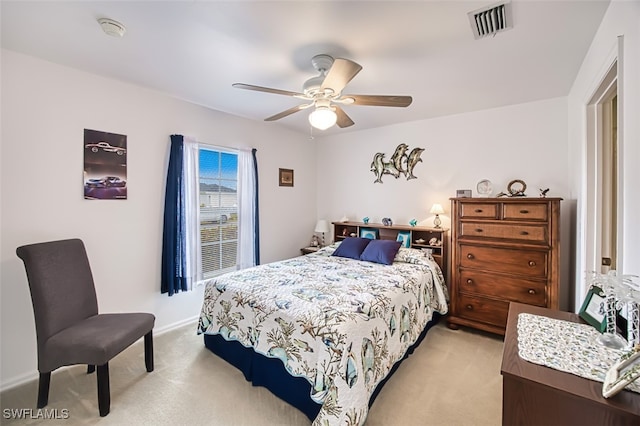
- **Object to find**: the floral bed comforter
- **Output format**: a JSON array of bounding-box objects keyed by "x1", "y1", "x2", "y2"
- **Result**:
[{"x1": 197, "y1": 245, "x2": 449, "y2": 425}]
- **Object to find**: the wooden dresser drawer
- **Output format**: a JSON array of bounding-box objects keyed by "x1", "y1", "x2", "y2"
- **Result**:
[
  {"x1": 502, "y1": 203, "x2": 548, "y2": 221},
  {"x1": 460, "y1": 222, "x2": 548, "y2": 243},
  {"x1": 460, "y1": 245, "x2": 547, "y2": 277},
  {"x1": 458, "y1": 270, "x2": 546, "y2": 306},
  {"x1": 459, "y1": 203, "x2": 498, "y2": 219},
  {"x1": 455, "y1": 294, "x2": 510, "y2": 329}
]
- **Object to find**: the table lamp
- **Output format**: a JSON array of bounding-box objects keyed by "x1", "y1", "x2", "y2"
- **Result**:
[
  {"x1": 430, "y1": 204, "x2": 444, "y2": 228},
  {"x1": 314, "y1": 219, "x2": 330, "y2": 247}
]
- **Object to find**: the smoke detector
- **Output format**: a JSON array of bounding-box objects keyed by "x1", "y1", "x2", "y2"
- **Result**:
[
  {"x1": 98, "y1": 18, "x2": 126, "y2": 38},
  {"x1": 468, "y1": 2, "x2": 512, "y2": 39}
]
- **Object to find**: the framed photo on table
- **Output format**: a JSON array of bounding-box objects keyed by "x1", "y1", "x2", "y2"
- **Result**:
[{"x1": 578, "y1": 285, "x2": 607, "y2": 333}]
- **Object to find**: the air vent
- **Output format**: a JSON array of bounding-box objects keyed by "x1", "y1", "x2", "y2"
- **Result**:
[{"x1": 468, "y1": 2, "x2": 513, "y2": 39}]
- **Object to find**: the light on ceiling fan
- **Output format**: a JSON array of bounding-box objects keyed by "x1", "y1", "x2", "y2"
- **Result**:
[{"x1": 308, "y1": 107, "x2": 337, "y2": 130}]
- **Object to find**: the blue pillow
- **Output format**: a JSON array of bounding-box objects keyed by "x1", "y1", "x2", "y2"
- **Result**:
[
  {"x1": 332, "y1": 237, "x2": 371, "y2": 260},
  {"x1": 360, "y1": 240, "x2": 402, "y2": 265}
]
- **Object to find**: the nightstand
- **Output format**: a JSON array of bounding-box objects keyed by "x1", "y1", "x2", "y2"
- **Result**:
[{"x1": 300, "y1": 247, "x2": 319, "y2": 255}]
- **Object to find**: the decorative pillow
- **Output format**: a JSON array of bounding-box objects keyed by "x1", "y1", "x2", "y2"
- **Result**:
[
  {"x1": 394, "y1": 247, "x2": 428, "y2": 264},
  {"x1": 360, "y1": 240, "x2": 402, "y2": 265},
  {"x1": 332, "y1": 237, "x2": 371, "y2": 260}
]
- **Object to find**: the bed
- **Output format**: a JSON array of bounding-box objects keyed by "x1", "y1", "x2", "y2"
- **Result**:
[{"x1": 197, "y1": 239, "x2": 449, "y2": 425}]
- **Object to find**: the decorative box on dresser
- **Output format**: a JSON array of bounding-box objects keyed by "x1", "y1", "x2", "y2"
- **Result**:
[{"x1": 448, "y1": 197, "x2": 562, "y2": 335}]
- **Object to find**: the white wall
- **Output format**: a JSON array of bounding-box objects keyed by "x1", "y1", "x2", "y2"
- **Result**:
[
  {"x1": 568, "y1": 0, "x2": 640, "y2": 309},
  {"x1": 316, "y1": 98, "x2": 569, "y2": 226},
  {"x1": 0, "y1": 50, "x2": 317, "y2": 389}
]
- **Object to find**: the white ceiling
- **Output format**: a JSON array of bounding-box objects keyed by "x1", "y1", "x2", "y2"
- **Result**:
[{"x1": 1, "y1": 1, "x2": 610, "y2": 136}]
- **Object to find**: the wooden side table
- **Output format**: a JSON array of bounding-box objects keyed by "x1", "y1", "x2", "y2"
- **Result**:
[
  {"x1": 501, "y1": 302, "x2": 640, "y2": 425},
  {"x1": 300, "y1": 247, "x2": 319, "y2": 255}
]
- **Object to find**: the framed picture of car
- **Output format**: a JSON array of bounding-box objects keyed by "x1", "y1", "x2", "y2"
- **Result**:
[{"x1": 84, "y1": 129, "x2": 128, "y2": 200}]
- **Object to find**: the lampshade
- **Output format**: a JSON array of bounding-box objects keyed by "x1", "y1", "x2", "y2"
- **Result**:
[
  {"x1": 309, "y1": 107, "x2": 337, "y2": 130},
  {"x1": 430, "y1": 204, "x2": 445, "y2": 215},
  {"x1": 314, "y1": 219, "x2": 330, "y2": 233}
]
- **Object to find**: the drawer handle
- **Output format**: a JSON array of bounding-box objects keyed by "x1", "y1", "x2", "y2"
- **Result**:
[
  {"x1": 528, "y1": 289, "x2": 536, "y2": 294},
  {"x1": 466, "y1": 279, "x2": 473, "y2": 285},
  {"x1": 520, "y1": 231, "x2": 529, "y2": 236},
  {"x1": 466, "y1": 304, "x2": 473, "y2": 310},
  {"x1": 467, "y1": 253, "x2": 474, "y2": 260},
  {"x1": 474, "y1": 209, "x2": 483, "y2": 213},
  {"x1": 520, "y1": 209, "x2": 529, "y2": 214},
  {"x1": 528, "y1": 260, "x2": 536, "y2": 267},
  {"x1": 475, "y1": 228, "x2": 483, "y2": 233}
]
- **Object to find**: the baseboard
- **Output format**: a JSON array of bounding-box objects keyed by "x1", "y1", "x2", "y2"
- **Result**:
[
  {"x1": 0, "y1": 316, "x2": 199, "y2": 393},
  {"x1": 154, "y1": 315, "x2": 199, "y2": 335},
  {"x1": 0, "y1": 371, "x2": 38, "y2": 393}
]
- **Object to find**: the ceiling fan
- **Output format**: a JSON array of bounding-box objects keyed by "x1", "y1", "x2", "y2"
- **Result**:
[{"x1": 232, "y1": 54, "x2": 413, "y2": 130}]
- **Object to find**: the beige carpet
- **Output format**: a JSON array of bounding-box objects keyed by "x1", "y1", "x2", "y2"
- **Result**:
[{"x1": 0, "y1": 321, "x2": 504, "y2": 425}]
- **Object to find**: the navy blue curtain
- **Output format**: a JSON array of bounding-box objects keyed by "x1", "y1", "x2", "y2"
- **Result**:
[
  {"x1": 252, "y1": 148, "x2": 260, "y2": 266},
  {"x1": 161, "y1": 135, "x2": 188, "y2": 296}
]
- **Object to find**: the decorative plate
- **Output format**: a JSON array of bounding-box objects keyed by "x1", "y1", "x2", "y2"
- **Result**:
[{"x1": 476, "y1": 179, "x2": 493, "y2": 197}]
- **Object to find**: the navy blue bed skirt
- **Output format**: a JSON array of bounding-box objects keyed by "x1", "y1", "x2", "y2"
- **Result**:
[{"x1": 203, "y1": 312, "x2": 441, "y2": 421}]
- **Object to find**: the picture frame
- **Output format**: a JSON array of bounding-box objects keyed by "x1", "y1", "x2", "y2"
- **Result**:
[
  {"x1": 396, "y1": 231, "x2": 411, "y2": 248},
  {"x1": 279, "y1": 168, "x2": 294, "y2": 187},
  {"x1": 359, "y1": 227, "x2": 379, "y2": 240},
  {"x1": 578, "y1": 285, "x2": 607, "y2": 332},
  {"x1": 602, "y1": 347, "x2": 640, "y2": 398},
  {"x1": 456, "y1": 189, "x2": 472, "y2": 198},
  {"x1": 84, "y1": 128, "x2": 127, "y2": 200}
]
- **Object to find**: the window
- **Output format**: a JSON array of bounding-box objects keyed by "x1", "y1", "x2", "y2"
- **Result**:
[{"x1": 199, "y1": 147, "x2": 238, "y2": 278}]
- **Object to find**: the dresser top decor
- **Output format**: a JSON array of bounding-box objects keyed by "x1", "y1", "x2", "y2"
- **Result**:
[{"x1": 517, "y1": 313, "x2": 640, "y2": 394}]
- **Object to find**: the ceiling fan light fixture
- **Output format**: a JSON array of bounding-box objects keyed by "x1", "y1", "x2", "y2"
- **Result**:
[{"x1": 309, "y1": 107, "x2": 337, "y2": 130}]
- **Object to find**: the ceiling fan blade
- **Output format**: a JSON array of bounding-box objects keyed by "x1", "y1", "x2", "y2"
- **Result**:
[
  {"x1": 264, "y1": 104, "x2": 311, "y2": 121},
  {"x1": 344, "y1": 94, "x2": 413, "y2": 107},
  {"x1": 233, "y1": 83, "x2": 304, "y2": 97},
  {"x1": 320, "y1": 59, "x2": 363, "y2": 94},
  {"x1": 334, "y1": 106, "x2": 355, "y2": 128}
]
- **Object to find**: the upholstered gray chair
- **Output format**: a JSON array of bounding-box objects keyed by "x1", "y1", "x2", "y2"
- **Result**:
[{"x1": 16, "y1": 238, "x2": 155, "y2": 417}]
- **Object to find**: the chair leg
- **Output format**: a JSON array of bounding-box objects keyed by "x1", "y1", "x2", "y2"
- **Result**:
[
  {"x1": 37, "y1": 372, "x2": 50, "y2": 408},
  {"x1": 87, "y1": 365, "x2": 95, "y2": 374},
  {"x1": 96, "y1": 363, "x2": 110, "y2": 417},
  {"x1": 144, "y1": 331, "x2": 154, "y2": 372}
]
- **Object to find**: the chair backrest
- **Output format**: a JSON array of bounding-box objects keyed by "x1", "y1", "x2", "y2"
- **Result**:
[{"x1": 16, "y1": 239, "x2": 99, "y2": 348}]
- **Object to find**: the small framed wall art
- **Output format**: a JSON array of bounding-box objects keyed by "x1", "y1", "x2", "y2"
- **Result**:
[{"x1": 279, "y1": 168, "x2": 294, "y2": 187}]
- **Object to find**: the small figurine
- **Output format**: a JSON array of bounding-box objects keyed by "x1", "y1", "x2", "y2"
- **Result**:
[
  {"x1": 363, "y1": 217, "x2": 370, "y2": 224},
  {"x1": 409, "y1": 219, "x2": 417, "y2": 227},
  {"x1": 429, "y1": 237, "x2": 438, "y2": 246},
  {"x1": 539, "y1": 188, "x2": 550, "y2": 198},
  {"x1": 382, "y1": 217, "x2": 393, "y2": 226}
]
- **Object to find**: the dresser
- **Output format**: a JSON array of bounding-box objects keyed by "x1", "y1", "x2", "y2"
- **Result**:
[
  {"x1": 448, "y1": 197, "x2": 561, "y2": 335},
  {"x1": 501, "y1": 303, "x2": 640, "y2": 425}
]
